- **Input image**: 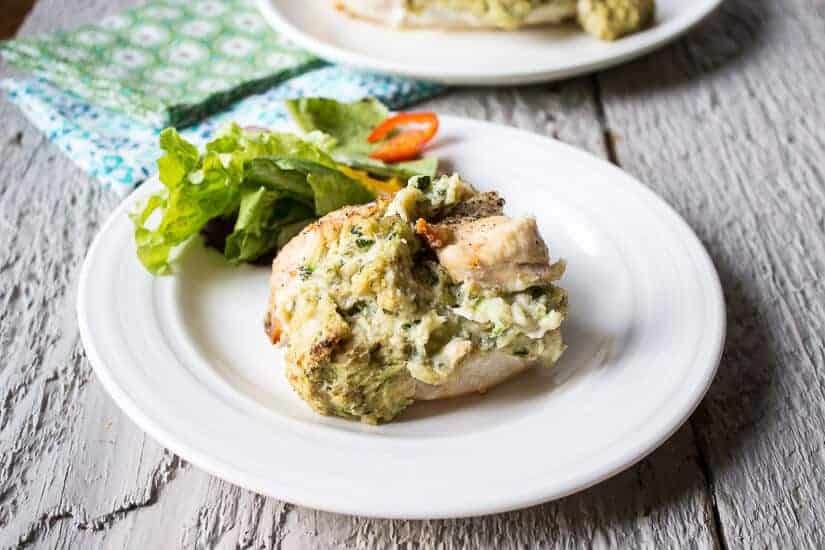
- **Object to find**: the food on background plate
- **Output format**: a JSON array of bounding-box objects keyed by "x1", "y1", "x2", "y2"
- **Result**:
[
  {"x1": 132, "y1": 98, "x2": 438, "y2": 274},
  {"x1": 334, "y1": 0, "x2": 655, "y2": 41},
  {"x1": 266, "y1": 174, "x2": 568, "y2": 423}
]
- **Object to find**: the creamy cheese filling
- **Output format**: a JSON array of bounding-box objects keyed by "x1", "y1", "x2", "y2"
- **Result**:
[{"x1": 274, "y1": 175, "x2": 567, "y2": 423}]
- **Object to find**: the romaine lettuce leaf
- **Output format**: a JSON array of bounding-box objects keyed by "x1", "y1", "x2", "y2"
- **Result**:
[
  {"x1": 285, "y1": 97, "x2": 438, "y2": 179},
  {"x1": 133, "y1": 123, "x2": 374, "y2": 274},
  {"x1": 281, "y1": 158, "x2": 375, "y2": 215},
  {"x1": 131, "y1": 128, "x2": 243, "y2": 275},
  {"x1": 243, "y1": 158, "x2": 314, "y2": 204},
  {"x1": 224, "y1": 188, "x2": 315, "y2": 263},
  {"x1": 286, "y1": 97, "x2": 387, "y2": 157},
  {"x1": 339, "y1": 154, "x2": 438, "y2": 181}
]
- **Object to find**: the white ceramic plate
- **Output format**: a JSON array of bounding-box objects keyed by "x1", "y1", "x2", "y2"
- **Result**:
[
  {"x1": 78, "y1": 116, "x2": 724, "y2": 519},
  {"x1": 256, "y1": 0, "x2": 723, "y2": 85}
]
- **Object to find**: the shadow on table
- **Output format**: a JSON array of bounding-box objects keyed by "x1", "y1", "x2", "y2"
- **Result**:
[
  {"x1": 468, "y1": 0, "x2": 781, "y2": 534},
  {"x1": 480, "y1": 242, "x2": 776, "y2": 534},
  {"x1": 516, "y1": 249, "x2": 778, "y2": 535},
  {"x1": 301, "y1": 253, "x2": 777, "y2": 545},
  {"x1": 292, "y1": 0, "x2": 781, "y2": 539},
  {"x1": 320, "y1": 250, "x2": 776, "y2": 541},
  {"x1": 373, "y1": 250, "x2": 776, "y2": 541},
  {"x1": 478, "y1": 0, "x2": 782, "y2": 534}
]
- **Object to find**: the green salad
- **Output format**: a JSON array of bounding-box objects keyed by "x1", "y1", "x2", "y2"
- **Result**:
[{"x1": 132, "y1": 98, "x2": 438, "y2": 275}]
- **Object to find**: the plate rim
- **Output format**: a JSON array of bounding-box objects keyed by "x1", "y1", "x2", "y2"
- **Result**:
[
  {"x1": 255, "y1": 0, "x2": 726, "y2": 85},
  {"x1": 77, "y1": 115, "x2": 725, "y2": 519}
]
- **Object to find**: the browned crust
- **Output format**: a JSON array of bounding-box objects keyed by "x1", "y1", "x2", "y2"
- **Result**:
[
  {"x1": 264, "y1": 312, "x2": 282, "y2": 344},
  {"x1": 307, "y1": 335, "x2": 344, "y2": 365},
  {"x1": 414, "y1": 217, "x2": 452, "y2": 248},
  {"x1": 436, "y1": 191, "x2": 505, "y2": 224},
  {"x1": 266, "y1": 202, "x2": 381, "y2": 345}
]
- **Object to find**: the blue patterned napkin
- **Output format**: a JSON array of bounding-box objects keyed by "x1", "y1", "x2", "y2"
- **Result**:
[
  {"x1": 0, "y1": 0, "x2": 323, "y2": 128},
  {"x1": 1, "y1": 67, "x2": 443, "y2": 194}
]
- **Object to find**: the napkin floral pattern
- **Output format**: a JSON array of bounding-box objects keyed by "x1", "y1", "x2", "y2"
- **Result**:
[
  {"x1": 1, "y1": 68, "x2": 444, "y2": 194},
  {"x1": 0, "y1": 0, "x2": 320, "y2": 127},
  {"x1": 0, "y1": 0, "x2": 445, "y2": 193}
]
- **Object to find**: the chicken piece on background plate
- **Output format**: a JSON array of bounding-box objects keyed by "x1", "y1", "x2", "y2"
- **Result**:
[{"x1": 335, "y1": 0, "x2": 655, "y2": 40}]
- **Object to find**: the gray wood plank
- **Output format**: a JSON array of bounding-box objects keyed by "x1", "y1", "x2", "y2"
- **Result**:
[
  {"x1": 597, "y1": 0, "x2": 825, "y2": 548},
  {"x1": 0, "y1": 79, "x2": 717, "y2": 550},
  {"x1": 8, "y1": 0, "x2": 813, "y2": 547}
]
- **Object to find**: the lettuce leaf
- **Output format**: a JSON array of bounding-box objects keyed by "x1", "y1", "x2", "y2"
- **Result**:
[
  {"x1": 243, "y1": 158, "x2": 314, "y2": 204},
  {"x1": 339, "y1": 154, "x2": 438, "y2": 181},
  {"x1": 224, "y1": 188, "x2": 315, "y2": 263},
  {"x1": 133, "y1": 124, "x2": 374, "y2": 274},
  {"x1": 285, "y1": 97, "x2": 438, "y2": 179},
  {"x1": 286, "y1": 97, "x2": 387, "y2": 157},
  {"x1": 280, "y1": 158, "x2": 375, "y2": 215}
]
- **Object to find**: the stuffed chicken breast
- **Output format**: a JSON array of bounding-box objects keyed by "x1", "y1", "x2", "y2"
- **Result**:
[
  {"x1": 335, "y1": 0, "x2": 655, "y2": 40},
  {"x1": 266, "y1": 174, "x2": 567, "y2": 423}
]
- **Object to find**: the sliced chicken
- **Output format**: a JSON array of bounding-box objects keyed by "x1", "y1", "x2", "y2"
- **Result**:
[
  {"x1": 416, "y1": 215, "x2": 565, "y2": 292},
  {"x1": 414, "y1": 351, "x2": 534, "y2": 399}
]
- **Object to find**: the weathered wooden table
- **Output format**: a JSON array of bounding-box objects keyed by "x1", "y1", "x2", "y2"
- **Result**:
[{"x1": 1, "y1": 0, "x2": 822, "y2": 547}]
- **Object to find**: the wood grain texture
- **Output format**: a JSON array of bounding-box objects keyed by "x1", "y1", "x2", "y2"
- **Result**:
[
  {"x1": 0, "y1": 0, "x2": 821, "y2": 547},
  {"x1": 597, "y1": 1, "x2": 825, "y2": 547}
]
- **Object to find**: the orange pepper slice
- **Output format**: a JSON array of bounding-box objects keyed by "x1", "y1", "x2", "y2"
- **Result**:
[
  {"x1": 367, "y1": 112, "x2": 439, "y2": 163},
  {"x1": 337, "y1": 164, "x2": 403, "y2": 196}
]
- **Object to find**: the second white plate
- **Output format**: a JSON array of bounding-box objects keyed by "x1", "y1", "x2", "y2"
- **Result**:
[
  {"x1": 257, "y1": 0, "x2": 723, "y2": 85},
  {"x1": 78, "y1": 116, "x2": 724, "y2": 518}
]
